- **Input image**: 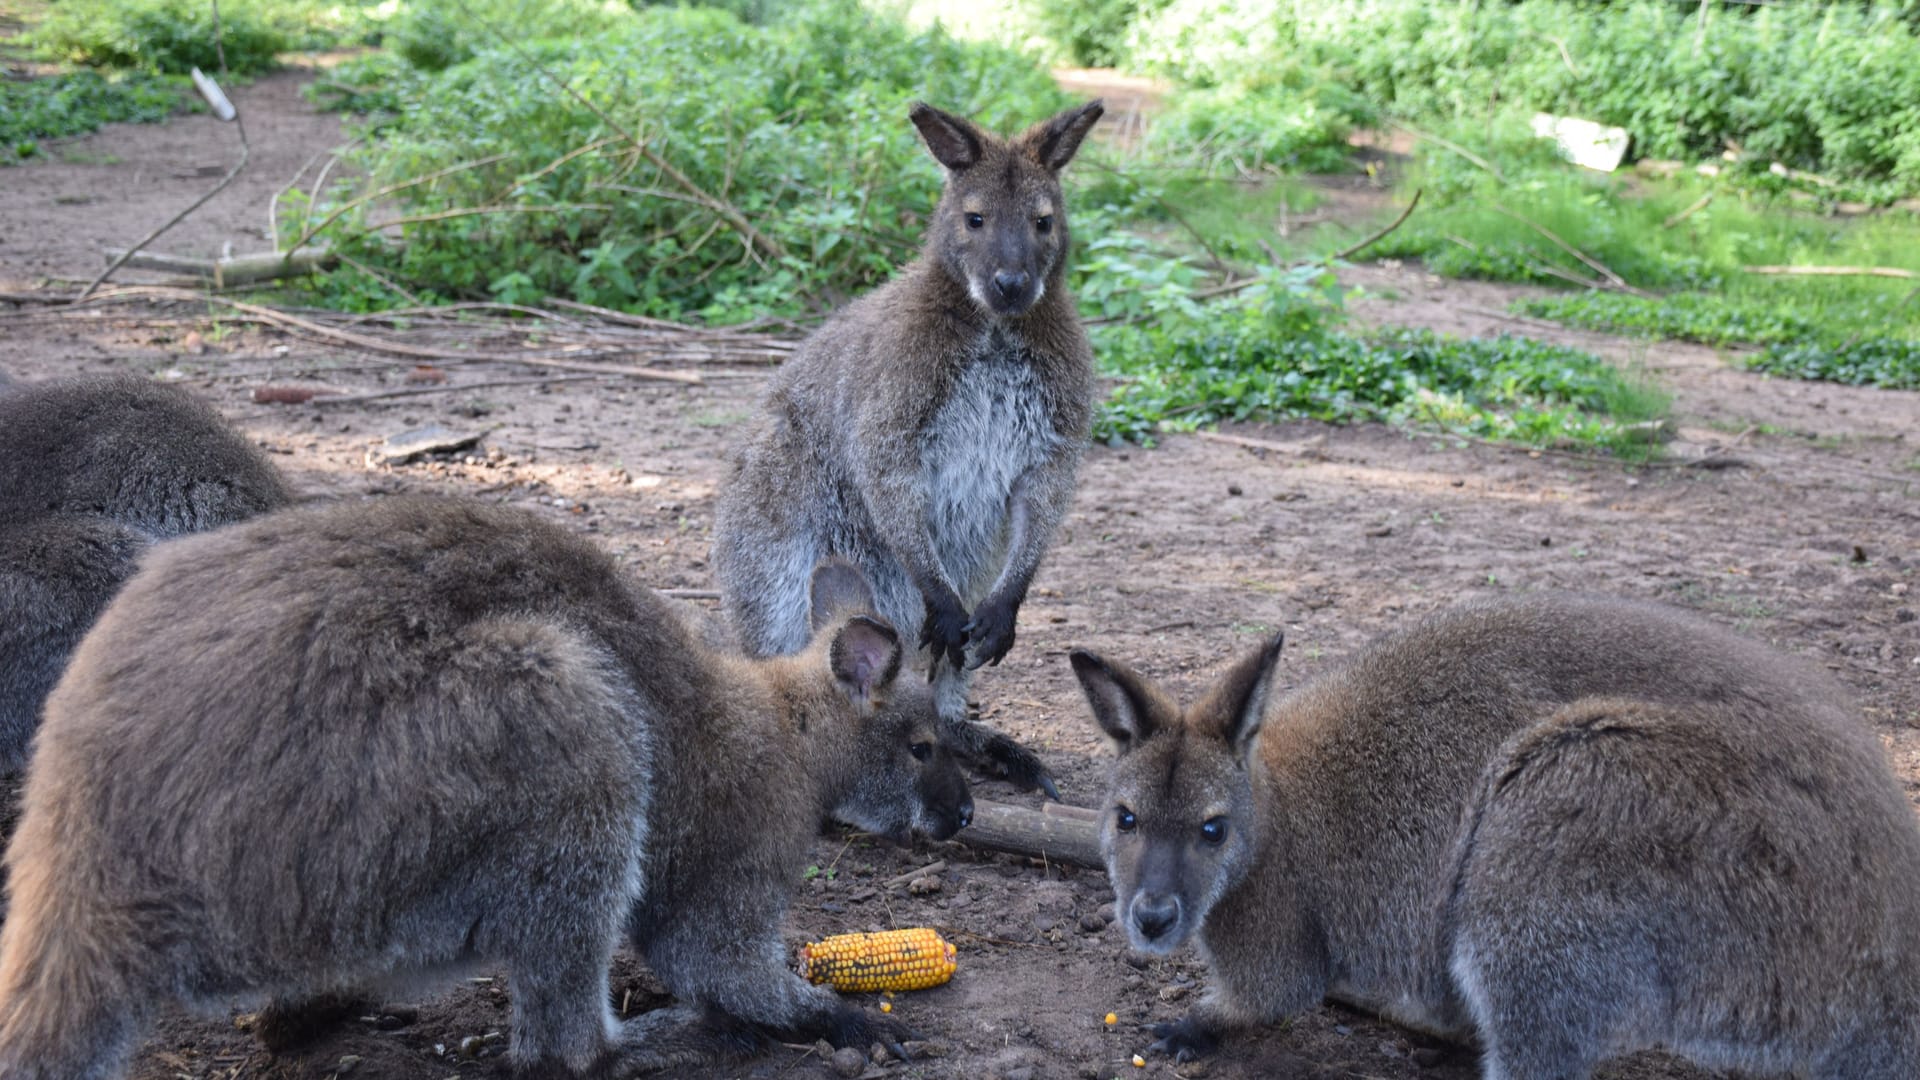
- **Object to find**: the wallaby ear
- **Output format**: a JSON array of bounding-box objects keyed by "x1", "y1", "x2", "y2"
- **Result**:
[
  {"x1": 1198, "y1": 632, "x2": 1284, "y2": 762},
  {"x1": 809, "y1": 557, "x2": 876, "y2": 633},
  {"x1": 1021, "y1": 99, "x2": 1104, "y2": 173},
  {"x1": 910, "y1": 102, "x2": 985, "y2": 171},
  {"x1": 830, "y1": 615, "x2": 902, "y2": 706},
  {"x1": 1070, "y1": 648, "x2": 1159, "y2": 753}
]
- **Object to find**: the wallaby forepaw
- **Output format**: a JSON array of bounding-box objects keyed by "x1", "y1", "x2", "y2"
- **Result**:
[
  {"x1": 978, "y1": 728, "x2": 1058, "y2": 799},
  {"x1": 961, "y1": 594, "x2": 1018, "y2": 670},
  {"x1": 826, "y1": 1003, "x2": 917, "y2": 1061},
  {"x1": 918, "y1": 598, "x2": 970, "y2": 679},
  {"x1": 1149, "y1": 1016, "x2": 1221, "y2": 1063}
]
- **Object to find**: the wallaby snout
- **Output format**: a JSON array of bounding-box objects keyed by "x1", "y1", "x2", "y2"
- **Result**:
[{"x1": 1129, "y1": 893, "x2": 1183, "y2": 947}]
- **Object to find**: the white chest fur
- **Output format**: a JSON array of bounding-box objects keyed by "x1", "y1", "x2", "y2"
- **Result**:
[{"x1": 920, "y1": 338, "x2": 1062, "y2": 597}]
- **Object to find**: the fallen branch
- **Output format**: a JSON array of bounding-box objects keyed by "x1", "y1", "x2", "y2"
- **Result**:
[
  {"x1": 1489, "y1": 204, "x2": 1647, "y2": 296},
  {"x1": 1741, "y1": 264, "x2": 1917, "y2": 280},
  {"x1": 82, "y1": 60, "x2": 249, "y2": 299},
  {"x1": 955, "y1": 799, "x2": 1103, "y2": 869},
  {"x1": 103, "y1": 246, "x2": 337, "y2": 288},
  {"x1": 883, "y1": 860, "x2": 947, "y2": 889},
  {"x1": 1333, "y1": 188, "x2": 1422, "y2": 261},
  {"x1": 1392, "y1": 122, "x2": 1506, "y2": 184},
  {"x1": 286, "y1": 153, "x2": 513, "y2": 252},
  {"x1": 303, "y1": 374, "x2": 602, "y2": 406},
  {"x1": 1193, "y1": 430, "x2": 1327, "y2": 457},
  {"x1": 1662, "y1": 190, "x2": 1715, "y2": 229}
]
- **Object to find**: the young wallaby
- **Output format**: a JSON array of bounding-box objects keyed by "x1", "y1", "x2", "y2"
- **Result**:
[
  {"x1": 713, "y1": 99, "x2": 1105, "y2": 797},
  {"x1": 0, "y1": 496, "x2": 971, "y2": 1079},
  {"x1": 1072, "y1": 594, "x2": 1920, "y2": 1079},
  {"x1": 0, "y1": 373, "x2": 292, "y2": 775}
]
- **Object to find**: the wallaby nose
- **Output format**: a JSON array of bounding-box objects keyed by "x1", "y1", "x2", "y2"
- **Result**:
[
  {"x1": 957, "y1": 796, "x2": 975, "y2": 830},
  {"x1": 1131, "y1": 894, "x2": 1180, "y2": 941},
  {"x1": 992, "y1": 271, "x2": 1030, "y2": 301}
]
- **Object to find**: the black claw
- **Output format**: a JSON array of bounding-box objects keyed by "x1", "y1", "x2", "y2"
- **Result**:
[{"x1": 1038, "y1": 773, "x2": 1061, "y2": 801}]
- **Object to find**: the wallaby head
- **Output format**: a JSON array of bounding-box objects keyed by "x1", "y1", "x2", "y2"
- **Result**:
[
  {"x1": 909, "y1": 99, "x2": 1103, "y2": 318},
  {"x1": 1070, "y1": 633, "x2": 1285, "y2": 954},
  {"x1": 806, "y1": 559, "x2": 973, "y2": 842}
]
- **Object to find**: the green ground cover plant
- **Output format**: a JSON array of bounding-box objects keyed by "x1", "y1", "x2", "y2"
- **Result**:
[
  {"x1": 27, "y1": 0, "x2": 372, "y2": 74},
  {"x1": 1077, "y1": 248, "x2": 1668, "y2": 450},
  {"x1": 1, "y1": 70, "x2": 183, "y2": 163}
]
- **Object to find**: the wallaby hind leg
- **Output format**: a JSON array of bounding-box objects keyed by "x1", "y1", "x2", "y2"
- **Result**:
[
  {"x1": 1452, "y1": 939, "x2": 1608, "y2": 1080},
  {"x1": 500, "y1": 931, "x2": 621, "y2": 1074},
  {"x1": 613, "y1": 1004, "x2": 769, "y2": 1073}
]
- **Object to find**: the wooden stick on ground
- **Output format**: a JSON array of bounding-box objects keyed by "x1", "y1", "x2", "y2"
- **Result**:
[
  {"x1": 955, "y1": 799, "x2": 1103, "y2": 869},
  {"x1": 1490, "y1": 204, "x2": 1648, "y2": 296},
  {"x1": 1741, "y1": 264, "x2": 1917, "y2": 280}
]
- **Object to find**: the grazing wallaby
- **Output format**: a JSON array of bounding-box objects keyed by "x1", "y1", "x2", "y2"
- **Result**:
[
  {"x1": 0, "y1": 496, "x2": 971, "y2": 1079},
  {"x1": 1072, "y1": 594, "x2": 1920, "y2": 1079},
  {"x1": 713, "y1": 100, "x2": 1105, "y2": 796},
  {"x1": 0, "y1": 374, "x2": 292, "y2": 775}
]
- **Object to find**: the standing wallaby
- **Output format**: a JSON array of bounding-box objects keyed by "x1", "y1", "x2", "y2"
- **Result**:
[
  {"x1": 0, "y1": 496, "x2": 971, "y2": 1079},
  {"x1": 0, "y1": 373, "x2": 292, "y2": 775},
  {"x1": 713, "y1": 100, "x2": 1105, "y2": 797},
  {"x1": 1071, "y1": 594, "x2": 1920, "y2": 1079}
]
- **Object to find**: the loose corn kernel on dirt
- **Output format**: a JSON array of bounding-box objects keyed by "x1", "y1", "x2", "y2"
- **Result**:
[
  {"x1": 1104, "y1": 1012, "x2": 1118, "y2": 1026},
  {"x1": 1132, "y1": 1053, "x2": 1147, "y2": 1067},
  {"x1": 797, "y1": 928, "x2": 957, "y2": 992}
]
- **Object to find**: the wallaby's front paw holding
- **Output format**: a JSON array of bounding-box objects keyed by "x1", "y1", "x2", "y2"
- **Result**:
[
  {"x1": 918, "y1": 594, "x2": 970, "y2": 677},
  {"x1": 962, "y1": 593, "x2": 1019, "y2": 670},
  {"x1": 1148, "y1": 1015, "x2": 1223, "y2": 1063}
]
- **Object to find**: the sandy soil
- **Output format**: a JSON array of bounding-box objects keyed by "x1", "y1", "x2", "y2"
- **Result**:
[{"x1": 0, "y1": 68, "x2": 1915, "y2": 1080}]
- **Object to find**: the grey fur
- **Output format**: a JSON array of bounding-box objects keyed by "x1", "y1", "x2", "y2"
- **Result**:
[
  {"x1": 0, "y1": 497, "x2": 969, "y2": 1078},
  {"x1": 712, "y1": 101, "x2": 1104, "y2": 795},
  {"x1": 1071, "y1": 594, "x2": 1920, "y2": 1079},
  {"x1": 0, "y1": 374, "x2": 292, "y2": 774}
]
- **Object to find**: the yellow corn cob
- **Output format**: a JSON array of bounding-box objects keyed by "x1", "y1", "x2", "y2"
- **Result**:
[{"x1": 797, "y1": 928, "x2": 956, "y2": 992}]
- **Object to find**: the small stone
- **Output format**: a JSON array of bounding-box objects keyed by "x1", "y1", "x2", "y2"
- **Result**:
[
  {"x1": 1158, "y1": 984, "x2": 1188, "y2": 1003},
  {"x1": 831, "y1": 1045, "x2": 866, "y2": 1077},
  {"x1": 1097, "y1": 902, "x2": 1117, "y2": 923},
  {"x1": 848, "y1": 887, "x2": 877, "y2": 903},
  {"x1": 1450, "y1": 478, "x2": 1464, "y2": 487},
  {"x1": 334, "y1": 1056, "x2": 361, "y2": 1074},
  {"x1": 1226, "y1": 484, "x2": 1243, "y2": 496},
  {"x1": 870, "y1": 1042, "x2": 891, "y2": 1064},
  {"x1": 908, "y1": 874, "x2": 942, "y2": 896},
  {"x1": 1334, "y1": 1024, "x2": 1352, "y2": 1037},
  {"x1": 1078, "y1": 911, "x2": 1108, "y2": 933},
  {"x1": 901, "y1": 1039, "x2": 948, "y2": 1059},
  {"x1": 1123, "y1": 950, "x2": 1151, "y2": 970},
  {"x1": 458, "y1": 1035, "x2": 483, "y2": 1058},
  {"x1": 1892, "y1": 582, "x2": 1909, "y2": 596}
]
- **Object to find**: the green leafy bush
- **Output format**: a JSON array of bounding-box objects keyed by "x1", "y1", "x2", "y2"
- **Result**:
[
  {"x1": 1512, "y1": 293, "x2": 1820, "y2": 348},
  {"x1": 1, "y1": 72, "x2": 184, "y2": 164},
  {"x1": 302, "y1": 0, "x2": 1069, "y2": 320},
  {"x1": 1091, "y1": 0, "x2": 1920, "y2": 189},
  {"x1": 28, "y1": 0, "x2": 334, "y2": 74}
]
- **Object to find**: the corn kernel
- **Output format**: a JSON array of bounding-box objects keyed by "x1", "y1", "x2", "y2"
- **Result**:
[
  {"x1": 880, "y1": 1001, "x2": 892, "y2": 1013},
  {"x1": 1104, "y1": 1012, "x2": 1118, "y2": 1026},
  {"x1": 1132, "y1": 1053, "x2": 1147, "y2": 1067}
]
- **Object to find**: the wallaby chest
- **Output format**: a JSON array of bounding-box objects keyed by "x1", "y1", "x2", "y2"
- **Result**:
[{"x1": 920, "y1": 331, "x2": 1063, "y2": 591}]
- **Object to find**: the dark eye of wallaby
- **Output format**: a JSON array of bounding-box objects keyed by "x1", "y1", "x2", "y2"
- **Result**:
[
  {"x1": 1116, "y1": 807, "x2": 1137, "y2": 832},
  {"x1": 910, "y1": 741, "x2": 932, "y2": 761},
  {"x1": 1035, "y1": 215, "x2": 1053, "y2": 234},
  {"x1": 1200, "y1": 817, "x2": 1228, "y2": 845},
  {"x1": 965, "y1": 212, "x2": 984, "y2": 230}
]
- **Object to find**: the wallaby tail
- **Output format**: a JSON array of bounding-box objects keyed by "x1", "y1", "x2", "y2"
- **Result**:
[{"x1": 0, "y1": 842, "x2": 146, "y2": 1079}]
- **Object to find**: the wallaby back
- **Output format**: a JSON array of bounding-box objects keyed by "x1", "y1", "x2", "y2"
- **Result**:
[
  {"x1": 1072, "y1": 594, "x2": 1920, "y2": 1078},
  {"x1": 0, "y1": 374, "x2": 292, "y2": 776},
  {"x1": 712, "y1": 101, "x2": 1104, "y2": 793},
  {"x1": 0, "y1": 496, "x2": 965, "y2": 1078}
]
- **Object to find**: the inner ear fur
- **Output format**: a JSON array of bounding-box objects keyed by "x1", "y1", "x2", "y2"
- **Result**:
[
  {"x1": 1191, "y1": 632, "x2": 1284, "y2": 760},
  {"x1": 1070, "y1": 648, "x2": 1168, "y2": 752},
  {"x1": 909, "y1": 102, "x2": 986, "y2": 171},
  {"x1": 1020, "y1": 99, "x2": 1105, "y2": 173},
  {"x1": 830, "y1": 615, "x2": 902, "y2": 705}
]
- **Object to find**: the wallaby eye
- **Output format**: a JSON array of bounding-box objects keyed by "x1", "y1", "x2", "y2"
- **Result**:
[
  {"x1": 910, "y1": 741, "x2": 932, "y2": 761},
  {"x1": 1200, "y1": 817, "x2": 1228, "y2": 845},
  {"x1": 965, "y1": 212, "x2": 984, "y2": 230},
  {"x1": 1115, "y1": 806, "x2": 1137, "y2": 832},
  {"x1": 1035, "y1": 215, "x2": 1053, "y2": 234}
]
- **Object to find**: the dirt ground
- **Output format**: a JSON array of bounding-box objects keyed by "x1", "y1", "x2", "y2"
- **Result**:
[{"x1": 1, "y1": 69, "x2": 1916, "y2": 1080}]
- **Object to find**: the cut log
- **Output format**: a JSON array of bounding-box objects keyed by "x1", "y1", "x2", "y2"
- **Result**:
[{"x1": 955, "y1": 799, "x2": 1103, "y2": 869}]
